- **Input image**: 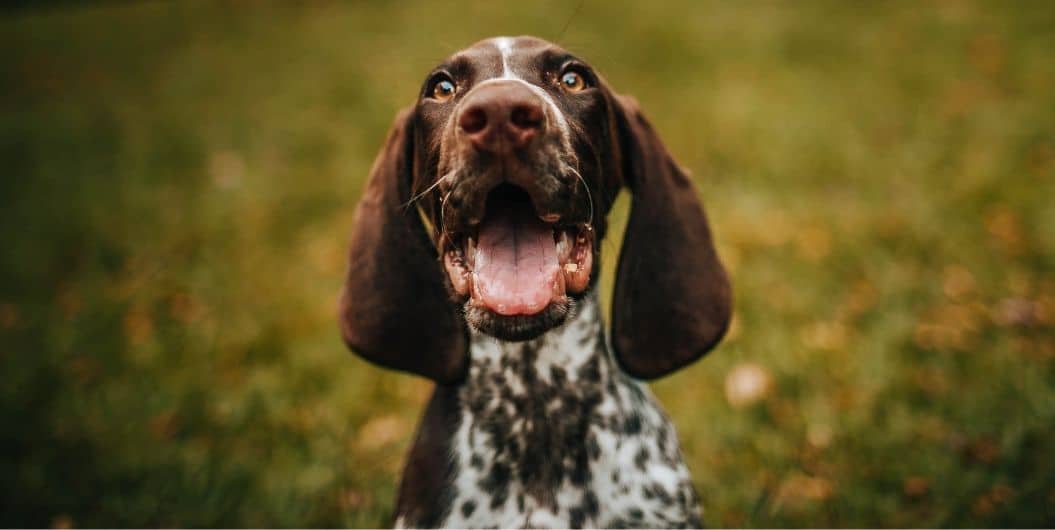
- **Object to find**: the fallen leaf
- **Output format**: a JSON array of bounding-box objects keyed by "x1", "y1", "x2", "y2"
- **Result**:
[
  {"x1": 356, "y1": 414, "x2": 410, "y2": 452},
  {"x1": 725, "y1": 363, "x2": 773, "y2": 408},
  {"x1": 903, "y1": 476, "x2": 930, "y2": 498}
]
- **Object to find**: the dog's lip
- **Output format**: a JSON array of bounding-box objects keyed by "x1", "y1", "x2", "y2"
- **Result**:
[
  {"x1": 437, "y1": 180, "x2": 588, "y2": 249},
  {"x1": 437, "y1": 167, "x2": 590, "y2": 237}
]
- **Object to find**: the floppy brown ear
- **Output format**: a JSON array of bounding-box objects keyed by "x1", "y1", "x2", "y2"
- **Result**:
[
  {"x1": 339, "y1": 108, "x2": 468, "y2": 383},
  {"x1": 610, "y1": 95, "x2": 732, "y2": 380}
]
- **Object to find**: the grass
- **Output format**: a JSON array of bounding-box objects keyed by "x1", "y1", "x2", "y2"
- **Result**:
[{"x1": 1, "y1": 1, "x2": 1054, "y2": 527}]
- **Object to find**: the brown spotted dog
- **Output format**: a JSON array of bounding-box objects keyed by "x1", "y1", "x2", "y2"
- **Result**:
[{"x1": 339, "y1": 36, "x2": 731, "y2": 529}]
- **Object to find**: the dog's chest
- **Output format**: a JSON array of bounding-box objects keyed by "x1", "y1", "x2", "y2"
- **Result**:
[{"x1": 433, "y1": 298, "x2": 701, "y2": 529}]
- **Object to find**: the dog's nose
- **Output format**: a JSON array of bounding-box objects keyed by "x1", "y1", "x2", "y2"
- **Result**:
[{"x1": 457, "y1": 82, "x2": 545, "y2": 153}]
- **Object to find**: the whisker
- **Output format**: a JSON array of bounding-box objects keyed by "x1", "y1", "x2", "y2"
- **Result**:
[
  {"x1": 438, "y1": 190, "x2": 454, "y2": 248},
  {"x1": 402, "y1": 171, "x2": 453, "y2": 212},
  {"x1": 568, "y1": 166, "x2": 594, "y2": 228}
]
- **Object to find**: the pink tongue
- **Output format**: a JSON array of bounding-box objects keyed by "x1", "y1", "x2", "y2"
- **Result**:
[{"x1": 473, "y1": 202, "x2": 561, "y2": 316}]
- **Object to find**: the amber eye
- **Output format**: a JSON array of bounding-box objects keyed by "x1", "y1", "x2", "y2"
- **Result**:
[
  {"x1": 559, "y1": 70, "x2": 587, "y2": 93},
  {"x1": 431, "y1": 79, "x2": 456, "y2": 101}
]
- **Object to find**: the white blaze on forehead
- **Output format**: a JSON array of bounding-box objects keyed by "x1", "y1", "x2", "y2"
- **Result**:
[
  {"x1": 494, "y1": 36, "x2": 515, "y2": 78},
  {"x1": 484, "y1": 37, "x2": 571, "y2": 136}
]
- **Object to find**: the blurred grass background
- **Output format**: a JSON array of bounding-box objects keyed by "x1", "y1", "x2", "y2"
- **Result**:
[{"x1": 2, "y1": 1, "x2": 1054, "y2": 527}]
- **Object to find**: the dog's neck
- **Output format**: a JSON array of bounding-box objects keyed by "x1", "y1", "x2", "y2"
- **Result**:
[
  {"x1": 466, "y1": 292, "x2": 613, "y2": 388},
  {"x1": 439, "y1": 292, "x2": 703, "y2": 528},
  {"x1": 455, "y1": 292, "x2": 619, "y2": 519}
]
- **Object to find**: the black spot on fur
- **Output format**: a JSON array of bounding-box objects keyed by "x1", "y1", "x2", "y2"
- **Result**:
[
  {"x1": 652, "y1": 509, "x2": 671, "y2": 523},
  {"x1": 645, "y1": 482, "x2": 672, "y2": 504},
  {"x1": 468, "y1": 390, "x2": 490, "y2": 415},
  {"x1": 626, "y1": 382, "x2": 646, "y2": 404},
  {"x1": 579, "y1": 356, "x2": 601, "y2": 383},
  {"x1": 624, "y1": 414, "x2": 642, "y2": 435},
  {"x1": 587, "y1": 434, "x2": 601, "y2": 460},
  {"x1": 628, "y1": 507, "x2": 644, "y2": 520},
  {"x1": 583, "y1": 491, "x2": 599, "y2": 516},
  {"x1": 470, "y1": 453, "x2": 484, "y2": 469},
  {"x1": 461, "y1": 500, "x2": 476, "y2": 517},
  {"x1": 657, "y1": 425, "x2": 680, "y2": 466},
  {"x1": 569, "y1": 507, "x2": 585, "y2": 529},
  {"x1": 569, "y1": 449, "x2": 591, "y2": 486},
  {"x1": 634, "y1": 447, "x2": 650, "y2": 471},
  {"x1": 481, "y1": 462, "x2": 511, "y2": 509}
]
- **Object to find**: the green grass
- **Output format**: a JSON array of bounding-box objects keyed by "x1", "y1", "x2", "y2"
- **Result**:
[{"x1": 2, "y1": 1, "x2": 1054, "y2": 527}]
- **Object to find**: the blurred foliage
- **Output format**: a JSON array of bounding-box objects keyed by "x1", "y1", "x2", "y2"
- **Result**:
[{"x1": 2, "y1": 1, "x2": 1054, "y2": 527}]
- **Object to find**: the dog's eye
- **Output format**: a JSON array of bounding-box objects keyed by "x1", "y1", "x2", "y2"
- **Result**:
[
  {"x1": 431, "y1": 78, "x2": 457, "y2": 102},
  {"x1": 559, "y1": 70, "x2": 588, "y2": 93}
]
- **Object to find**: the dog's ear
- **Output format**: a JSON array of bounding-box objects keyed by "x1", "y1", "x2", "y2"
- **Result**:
[
  {"x1": 609, "y1": 95, "x2": 732, "y2": 380},
  {"x1": 339, "y1": 108, "x2": 468, "y2": 383}
]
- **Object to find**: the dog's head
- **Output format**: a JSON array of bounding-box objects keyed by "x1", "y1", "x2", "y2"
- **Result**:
[{"x1": 340, "y1": 36, "x2": 731, "y2": 383}]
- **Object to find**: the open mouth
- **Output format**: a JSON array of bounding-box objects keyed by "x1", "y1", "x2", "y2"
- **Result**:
[{"x1": 442, "y1": 184, "x2": 594, "y2": 327}]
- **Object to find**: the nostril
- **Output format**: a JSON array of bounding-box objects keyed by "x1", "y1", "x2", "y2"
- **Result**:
[
  {"x1": 510, "y1": 104, "x2": 543, "y2": 131},
  {"x1": 459, "y1": 107, "x2": 488, "y2": 135}
]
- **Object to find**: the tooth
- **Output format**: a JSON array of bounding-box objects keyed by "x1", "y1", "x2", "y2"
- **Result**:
[{"x1": 564, "y1": 263, "x2": 578, "y2": 273}]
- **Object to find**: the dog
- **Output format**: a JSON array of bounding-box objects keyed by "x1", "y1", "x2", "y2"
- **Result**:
[{"x1": 339, "y1": 36, "x2": 731, "y2": 528}]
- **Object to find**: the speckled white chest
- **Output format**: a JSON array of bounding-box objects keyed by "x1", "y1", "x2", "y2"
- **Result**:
[{"x1": 430, "y1": 294, "x2": 702, "y2": 529}]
